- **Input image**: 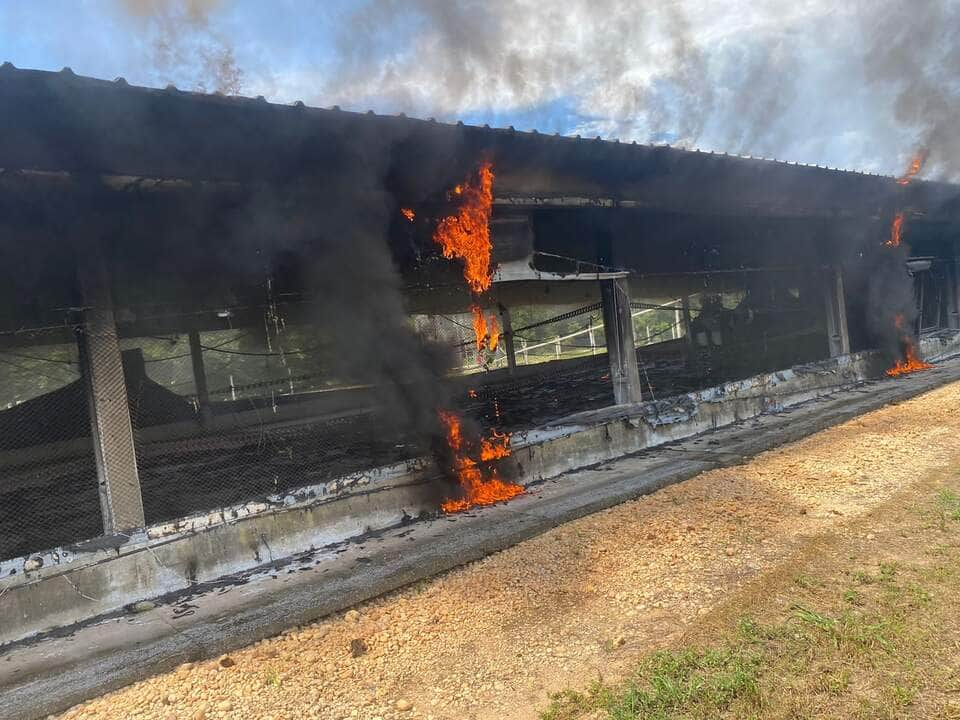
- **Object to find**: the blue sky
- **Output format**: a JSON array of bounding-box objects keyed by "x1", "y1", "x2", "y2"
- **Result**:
[
  {"x1": 0, "y1": 1, "x2": 343, "y2": 94},
  {"x1": 0, "y1": 1, "x2": 951, "y2": 178}
]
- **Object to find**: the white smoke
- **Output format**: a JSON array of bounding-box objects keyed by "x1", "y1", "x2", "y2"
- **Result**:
[
  {"x1": 105, "y1": 0, "x2": 960, "y2": 178},
  {"x1": 116, "y1": 0, "x2": 242, "y2": 94},
  {"x1": 310, "y1": 0, "x2": 958, "y2": 178},
  {"x1": 862, "y1": 0, "x2": 960, "y2": 179}
]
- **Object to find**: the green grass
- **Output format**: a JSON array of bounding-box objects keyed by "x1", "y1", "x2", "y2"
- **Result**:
[
  {"x1": 541, "y1": 600, "x2": 909, "y2": 720},
  {"x1": 539, "y1": 486, "x2": 960, "y2": 720},
  {"x1": 263, "y1": 666, "x2": 282, "y2": 688},
  {"x1": 541, "y1": 649, "x2": 761, "y2": 720},
  {"x1": 936, "y1": 489, "x2": 960, "y2": 524}
]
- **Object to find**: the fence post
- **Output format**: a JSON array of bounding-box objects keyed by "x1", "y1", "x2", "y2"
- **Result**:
[
  {"x1": 600, "y1": 277, "x2": 643, "y2": 404},
  {"x1": 188, "y1": 329, "x2": 212, "y2": 424},
  {"x1": 498, "y1": 303, "x2": 517, "y2": 374},
  {"x1": 77, "y1": 245, "x2": 146, "y2": 534}
]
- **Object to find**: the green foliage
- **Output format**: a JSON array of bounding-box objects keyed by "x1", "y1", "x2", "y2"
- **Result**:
[
  {"x1": 541, "y1": 648, "x2": 761, "y2": 720},
  {"x1": 937, "y1": 489, "x2": 960, "y2": 522},
  {"x1": 791, "y1": 604, "x2": 896, "y2": 653}
]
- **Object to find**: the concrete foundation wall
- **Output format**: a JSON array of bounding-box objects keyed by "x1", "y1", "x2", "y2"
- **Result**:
[
  {"x1": 920, "y1": 331, "x2": 960, "y2": 362},
  {"x1": 0, "y1": 349, "x2": 897, "y2": 646}
]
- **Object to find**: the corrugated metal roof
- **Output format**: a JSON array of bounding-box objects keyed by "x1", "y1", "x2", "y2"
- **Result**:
[{"x1": 0, "y1": 63, "x2": 958, "y2": 221}]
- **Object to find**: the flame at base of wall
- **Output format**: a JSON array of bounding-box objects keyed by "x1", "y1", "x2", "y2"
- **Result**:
[{"x1": 437, "y1": 410, "x2": 523, "y2": 513}]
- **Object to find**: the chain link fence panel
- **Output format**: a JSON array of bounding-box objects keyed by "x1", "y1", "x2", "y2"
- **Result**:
[
  {"x1": 124, "y1": 325, "x2": 429, "y2": 525},
  {"x1": 0, "y1": 325, "x2": 103, "y2": 561}
]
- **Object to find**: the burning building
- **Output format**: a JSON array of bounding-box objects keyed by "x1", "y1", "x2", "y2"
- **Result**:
[{"x1": 2, "y1": 65, "x2": 960, "y2": 655}]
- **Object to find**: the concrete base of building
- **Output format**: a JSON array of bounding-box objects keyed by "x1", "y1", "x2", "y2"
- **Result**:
[{"x1": 2, "y1": 351, "x2": 960, "y2": 719}]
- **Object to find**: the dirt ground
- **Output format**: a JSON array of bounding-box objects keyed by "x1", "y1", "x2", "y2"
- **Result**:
[{"x1": 55, "y1": 380, "x2": 960, "y2": 720}]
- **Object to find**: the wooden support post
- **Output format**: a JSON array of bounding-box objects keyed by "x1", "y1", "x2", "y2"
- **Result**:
[
  {"x1": 823, "y1": 266, "x2": 851, "y2": 358},
  {"x1": 188, "y1": 329, "x2": 212, "y2": 424},
  {"x1": 601, "y1": 277, "x2": 643, "y2": 404},
  {"x1": 78, "y1": 247, "x2": 145, "y2": 534},
  {"x1": 498, "y1": 304, "x2": 517, "y2": 374}
]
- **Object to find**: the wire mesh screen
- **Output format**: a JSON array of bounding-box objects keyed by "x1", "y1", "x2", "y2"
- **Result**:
[
  {"x1": 122, "y1": 302, "x2": 625, "y2": 525},
  {"x1": 0, "y1": 326, "x2": 102, "y2": 561},
  {"x1": 441, "y1": 303, "x2": 616, "y2": 427},
  {"x1": 418, "y1": 303, "x2": 611, "y2": 372},
  {"x1": 465, "y1": 354, "x2": 614, "y2": 428},
  {"x1": 124, "y1": 325, "x2": 428, "y2": 525},
  {"x1": 680, "y1": 287, "x2": 828, "y2": 385},
  {"x1": 0, "y1": 285, "x2": 840, "y2": 559}
]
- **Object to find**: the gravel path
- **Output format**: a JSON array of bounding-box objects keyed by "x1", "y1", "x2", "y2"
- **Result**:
[{"x1": 56, "y1": 380, "x2": 960, "y2": 720}]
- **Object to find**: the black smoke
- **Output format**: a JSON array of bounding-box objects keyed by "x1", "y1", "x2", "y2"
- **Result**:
[{"x1": 216, "y1": 126, "x2": 455, "y2": 441}]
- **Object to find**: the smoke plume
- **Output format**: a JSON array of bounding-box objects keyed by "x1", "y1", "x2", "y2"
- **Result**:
[
  {"x1": 116, "y1": 0, "x2": 242, "y2": 94},
  {"x1": 219, "y1": 129, "x2": 452, "y2": 441},
  {"x1": 86, "y1": 2, "x2": 960, "y2": 177},
  {"x1": 862, "y1": 0, "x2": 960, "y2": 179},
  {"x1": 312, "y1": 1, "x2": 960, "y2": 178}
]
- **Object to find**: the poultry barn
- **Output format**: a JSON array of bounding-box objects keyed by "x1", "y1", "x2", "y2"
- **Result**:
[{"x1": 1, "y1": 63, "x2": 959, "y2": 603}]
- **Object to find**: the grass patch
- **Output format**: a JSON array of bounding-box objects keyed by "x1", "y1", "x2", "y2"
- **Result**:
[
  {"x1": 540, "y1": 486, "x2": 960, "y2": 720},
  {"x1": 791, "y1": 603, "x2": 897, "y2": 653},
  {"x1": 542, "y1": 649, "x2": 761, "y2": 720},
  {"x1": 843, "y1": 589, "x2": 865, "y2": 606},
  {"x1": 263, "y1": 666, "x2": 282, "y2": 688},
  {"x1": 937, "y1": 489, "x2": 960, "y2": 524}
]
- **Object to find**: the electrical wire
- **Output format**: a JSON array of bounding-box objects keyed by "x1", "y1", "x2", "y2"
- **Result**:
[
  {"x1": 142, "y1": 332, "x2": 252, "y2": 363},
  {"x1": 0, "y1": 349, "x2": 77, "y2": 365},
  {"x1": 0, "y1": 355, "x2": 77, "y2": 384}
]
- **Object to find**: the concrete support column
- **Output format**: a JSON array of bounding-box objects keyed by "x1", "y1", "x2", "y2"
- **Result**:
[
  {"x1": 498, "y1": 303, "x2": 517, "y2": 374},
  {"x1": 189, "y1": 329, "x2": 212, "y2": 424},
  {"x1": 823, "y1": 266, "x2": 851, "y2": 358},
  {"x1": 78, "y1": 249, "x2": 145, "y2": 534},
  {"x1": 601, "y1": 277, "x2": 643, "y2": 405}
]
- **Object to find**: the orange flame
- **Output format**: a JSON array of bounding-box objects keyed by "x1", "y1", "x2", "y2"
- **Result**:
[
  {"x1": 885, "y1": 313, "x2": 934, "y2": 377},
  {"x1": 433, "y1": 161, "x2": 495, "y2": 294},
  {"x1": 896, "y1": 150, "x2": 928, "y2": 186},
  {"x1": 401, "y1": 208, "x2": 415, "y2": 222},
  {"x1": 471, "y1": 305, "x2": 488, "y2": 352},
  {"x1": 488, "y1": 315, "x2": 500, "y2": 352},
  {"x1": 885, "y1": 212, "x2": 905, "y2": 247},
  {"x1": 432, "y1": 161, "x2": 515, "y2": 512},
  {"x1": 480, "y1": 428, "x2": 511, "y2": 461},
  {"x1": 437, "y1": 410, "x2": 523, "y2": 513},
  {"x1": 886, "y1": 341, "x2": 934, "y2": 376},
  {"x1": 470, "y1": 304, "x2": 500, "y2": 354}
]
